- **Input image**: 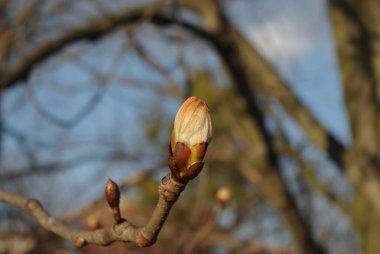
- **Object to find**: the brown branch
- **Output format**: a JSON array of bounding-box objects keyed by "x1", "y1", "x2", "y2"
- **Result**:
[{"x1": 0, "y1": 173, "x2": 186, "y2": 248}]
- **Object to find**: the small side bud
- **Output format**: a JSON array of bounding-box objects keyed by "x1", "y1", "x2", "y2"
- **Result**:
[
  {"x1": 216, "y1": 187, "x2": 231, "y2": 208},
  {"x1": 105, "y1": 178, "x2": 120, "y2": 209},
  {"x1": 105, "y1": 179, "x2": 123, "y2": 224},
  {"x1": 169, "y1": 96, "x2": 212, "y2": 182}
]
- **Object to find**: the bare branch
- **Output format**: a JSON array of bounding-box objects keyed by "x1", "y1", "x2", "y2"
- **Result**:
[
  {"x1": 1, "y1": 4, "x2": 162, "y2": 90},
  {"x1": 127, "y1": 32, "x2": 179, "y2": 88},
  {"x1": 181, "y1": 208, "x2": 220, "y2": 254},
  {"x1": 0, "y1": 173, "x2": 186, "y2": 247},
  {"x1": 24, "y1": 83, "x2": 106, "y2": 129}
]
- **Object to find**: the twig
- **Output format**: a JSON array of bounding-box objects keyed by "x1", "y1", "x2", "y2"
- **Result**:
[
  {"x1": 128, "y1": 33, "x2": 179, "y2": 88},
  {"x1": 1, "y1": 5, "x2": 159, "y2": 89},
  {"x1": 181, "y1": 205, "x2": 222, "y2": 254},
  {"x1": 0, "y1": 173, "x2": 186, "y2": 247},
  {"x1": 24, "y1": 83, "x2": 106, "y2": 129},
  {"x1": 22, "y1": 33, "x2": 128, "y2": 129},
  {"x1": 178, "y1": 186, "x2": 231, "y2": 254}
]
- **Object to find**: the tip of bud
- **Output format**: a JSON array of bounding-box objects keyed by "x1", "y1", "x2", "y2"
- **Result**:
[
  {"x1": 105, "y1": 178, "x2": 120, "y2": 208},
  {"x1": 216, "y1": 186, "x2": 231, "y2": 208},
  {"x1": 173, "y1": 96, "x2": 212, "y2": 147}
]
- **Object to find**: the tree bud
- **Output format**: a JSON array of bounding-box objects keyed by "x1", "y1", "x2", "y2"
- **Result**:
[
  {"x1": 105, "y1": 178, "x2": 120, "y2": 209},
  {"x1": 169, "y1": 96, "x2": 212, "y2": 182},
  {"x1": 216, "y1": 186, "x2": 231, "y2": 207}
]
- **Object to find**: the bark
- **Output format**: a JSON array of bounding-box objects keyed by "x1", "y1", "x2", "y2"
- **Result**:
[
  {"x1": 0, "y1": 173, "x2": 186, "y2": 248},
  {"x1": 330, "y1": 0, "x2": 380, "y2": 253}
]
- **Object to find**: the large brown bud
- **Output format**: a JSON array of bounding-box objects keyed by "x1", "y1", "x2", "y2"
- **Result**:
[{"x1": 169, "y1": 96, "x2": 212, "y2": 182}]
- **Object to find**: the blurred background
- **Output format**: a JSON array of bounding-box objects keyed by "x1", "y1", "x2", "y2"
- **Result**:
[{"x1": 1, "y1": 0, "x2": 379, "y2": 253}]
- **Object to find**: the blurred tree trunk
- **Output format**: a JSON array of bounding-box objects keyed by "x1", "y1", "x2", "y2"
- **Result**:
[{"x1": 330, "y1": 0, "x2": 380, "y2": 253}]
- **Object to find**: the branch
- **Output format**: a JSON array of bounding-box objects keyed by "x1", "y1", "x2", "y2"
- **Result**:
[
  {"x1": 1, "y1": 96, "x2": 212, "y2": 248},
  {"x1": 1, "y1": 4, "x2": 161, "y2": 89},
  {"x1": 329, "y1": 0, "x2": 380, "y2": 222},
  {"x1": 179, "y1": 186, "x2": 230, "y2": 254},
  {"x1": 208, "y1": 22, "x2": 345, "y2": 167},
  {"x1": 0, "y1": 173, "x2": 186, "y2": 247},
  {"x1": 24, "y1": 83, "x2": 106, "y2": 129},
  {"x1": 0, "y1": 2, "x2": 213, "y2": 92}
]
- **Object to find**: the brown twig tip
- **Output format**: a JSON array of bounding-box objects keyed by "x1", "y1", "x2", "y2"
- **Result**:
[
  {"x1": 105, "y1": 178, "x2": 120, "y2": 208},
  {"x1": 74, "y1": 237, "x2": 86, "y2": 248}
]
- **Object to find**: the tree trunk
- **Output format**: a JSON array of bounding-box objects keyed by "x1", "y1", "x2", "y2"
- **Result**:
[{"x1": 330, "y1": 1, "x2": 380, "y2": 253}]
